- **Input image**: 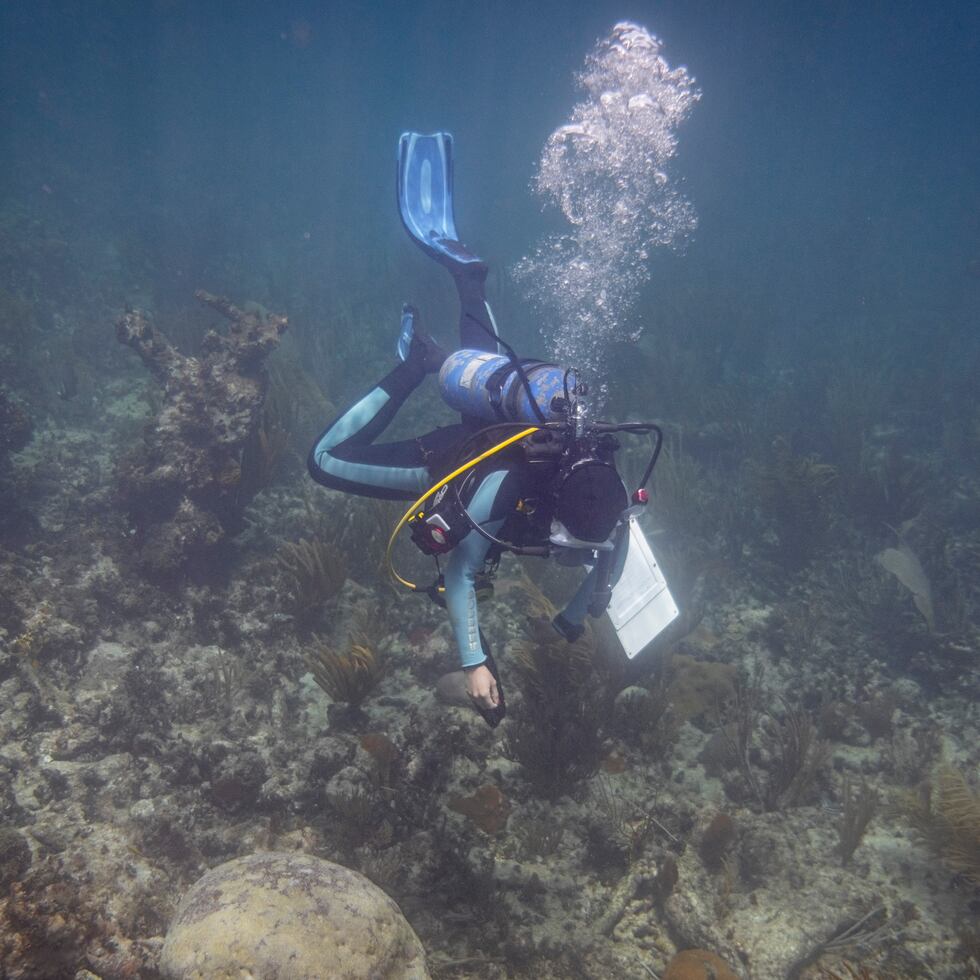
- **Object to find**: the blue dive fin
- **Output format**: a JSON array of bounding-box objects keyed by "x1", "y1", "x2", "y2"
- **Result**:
[
  {"x1": 397, "y1": 132, "x2": 500, "y2": 355},
  {"x1": 397, "y1": 132, "x2": 484, "y2": 269}
]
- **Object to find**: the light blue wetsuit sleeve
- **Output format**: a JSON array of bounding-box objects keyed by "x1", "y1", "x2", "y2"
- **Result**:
[{"x1": 444, "y1": 469, "x2": 513, "y2": 668}]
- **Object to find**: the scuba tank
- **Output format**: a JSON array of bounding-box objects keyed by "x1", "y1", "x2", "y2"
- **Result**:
[{"x1": 439, "y1": 349, "x2": 569, "y2": 424}]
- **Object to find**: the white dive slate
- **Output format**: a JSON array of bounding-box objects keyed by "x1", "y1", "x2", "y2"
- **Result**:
[{"x1": 607, "y1": 517, "x2": 678, "y2": 659}]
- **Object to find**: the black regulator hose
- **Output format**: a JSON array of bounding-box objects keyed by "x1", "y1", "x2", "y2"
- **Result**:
[
  {"x1": 590, "y1": 420, "x2": 663, "y2": 491},
  {"x1": 451, "y1": 472, "x2": 550, "y2": 557},
  {"x1": 637, "y1": 424, "x2": 664, "y2": 491}
]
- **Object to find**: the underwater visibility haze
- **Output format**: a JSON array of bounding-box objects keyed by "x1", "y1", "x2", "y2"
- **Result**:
[{"x1": 0, "y1": 1, "x2": 978, "y2": 977}]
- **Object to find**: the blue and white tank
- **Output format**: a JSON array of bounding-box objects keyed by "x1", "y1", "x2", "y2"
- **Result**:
[{"x1": 438, "y1": 349, "x2": 568, "y2": 424}]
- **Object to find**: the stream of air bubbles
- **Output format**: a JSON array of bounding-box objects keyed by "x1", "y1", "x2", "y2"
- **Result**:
[{"x1": 513, "y1": 22, "x2": 700, "y2": 402}]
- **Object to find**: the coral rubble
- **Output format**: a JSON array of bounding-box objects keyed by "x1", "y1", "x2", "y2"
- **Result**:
[{"x1": 114, "y1": 291, "x2": 286, "y2": 578}]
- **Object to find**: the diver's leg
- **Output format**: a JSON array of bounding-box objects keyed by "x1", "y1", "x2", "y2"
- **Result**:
[
  {"x1": 553, "y1": 538, "x2": 629, "y2": 640},
  {"x1": 452, "y1": 264, "x2": 502, "y2": 353},
  {"x1": 307, "y1": 359, "x2": 431, "y2": 500}
]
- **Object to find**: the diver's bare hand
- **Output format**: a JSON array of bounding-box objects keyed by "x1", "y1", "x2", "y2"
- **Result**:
[{"x1": 464, "y1": 664, "x2": 499, "y2": 709}]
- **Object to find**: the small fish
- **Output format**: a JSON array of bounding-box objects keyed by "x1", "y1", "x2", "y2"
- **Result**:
[{"x1": 57, "y1": 361, "x2": 78, "y2": 401}]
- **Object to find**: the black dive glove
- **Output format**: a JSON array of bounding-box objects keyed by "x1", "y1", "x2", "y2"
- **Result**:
[
  {"x1": 552, "y1": 612, "x2": 585, "y2": 643},
  {"x1": 469, "y1": 630, "x2": 506, "y2": 728}
]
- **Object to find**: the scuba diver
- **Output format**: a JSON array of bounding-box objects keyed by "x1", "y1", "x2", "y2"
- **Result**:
[{"x1": 308, "y1": 133, "x2": 675, "y2": 727}]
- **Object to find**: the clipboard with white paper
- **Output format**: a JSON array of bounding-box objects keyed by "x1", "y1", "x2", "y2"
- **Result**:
[{"x1": 607, "y1": 517, "x2": 679, "y2": 659}]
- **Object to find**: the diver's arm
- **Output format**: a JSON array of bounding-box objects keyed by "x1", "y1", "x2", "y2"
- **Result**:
[
  {"x1": 443, "y1": 468, "x2": 522, "y2": 708},
  {"x1": 443, "y1": 470, "x2": 510, "y2": 670},
  {"x1": 307, "y1": 358, "x2": 430, "y2": 500},
  {"x1": 452, "y1": 264, "x2": 501, "y2": 353}
]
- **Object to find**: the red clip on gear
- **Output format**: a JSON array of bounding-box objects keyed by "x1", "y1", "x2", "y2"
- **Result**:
[{"x1": 633, "y1": 488, "x2": 649, "y2": 505}]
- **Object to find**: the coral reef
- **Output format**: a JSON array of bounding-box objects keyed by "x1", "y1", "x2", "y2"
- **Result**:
[
  {"x1": 306, "y1": 638, "x2": 386, "y2": 708},
  {"x1": 449, "y1": 784, "x2": 512, "y2": 835},
  {"x1": 0, "y1": 332, "x2": 975, "y2": 979},
  {"x1": 506, "y1": 617, "x2": 611, "y2": 799},
  {"x1": 0, "y1": 84, "x2": 976, "y2": 980},
  {"x1": 749, "y1": 437, "x2": 838, "y2": 569},
  {"x1": 0, "y1": 390, "x2": 32, "y2": 463},
  {"x1": 837, "y1": 777, "x2": 878, "y2": 865},
  {"x1": 663, "y1": 949, "x2": 739, "y2": 980},
  {"x1": 114, "y1": 291, "x2": 286, "y2": 578},
  {"x1": 278, "y1": 534, "x2": 348, "y2": 615},
  {"x1": 160, "y1": 851, "x2": 430, "y2": 979},
  {"x1": 900, "y1": 766, "x2": 980, "y2": 886}
]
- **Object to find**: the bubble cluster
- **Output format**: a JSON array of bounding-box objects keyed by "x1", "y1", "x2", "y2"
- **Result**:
[{"x1": 513, "y1": 22, "x2": 700, "y2": 396}]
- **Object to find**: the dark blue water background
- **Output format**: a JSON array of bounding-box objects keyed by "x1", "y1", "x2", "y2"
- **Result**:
[{"x1": 1, "y1": 0, "x2": 978, "y2": 406}]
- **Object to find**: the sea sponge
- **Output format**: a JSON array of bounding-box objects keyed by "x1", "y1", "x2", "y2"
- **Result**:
[
  {"x1": 663, "y1": 949, "x2": 739, "y2": 980},
  {"x1": 699, "y1": 812, "x2": 736, "y2": 869},
  {"x1": 448, "y1": 784, "x2": 512, "y2": 834},
  {"x1": 667, "y1": 654, "x2": 735, "y2": 725}
]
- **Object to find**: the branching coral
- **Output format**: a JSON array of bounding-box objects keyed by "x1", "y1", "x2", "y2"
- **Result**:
[
  {"x1": 612, "y1": 661, "x2": 678, "y2": 756},
  {"x1": 511, "y1": 615, "x2": 599, "y2": 699},
  {"x1": 237, "y1": 357, "x2": 321, "y2": 506},
  {"x1": 815, "y1": 964, "x2": 911, "y2": 980},
  {"x1": 514, "y1": 815, "x2": 565, "y2": 860},
  {"x1": 838, "y1": 777, "x2": 878, "y2": 865},
  {"x1": 830, "y1": 557, "x2": 918, "y2": 653},
  {"x1": 824, "y1": 361, "x2": 893, "y2": 478},
  {"x1": 591, "y1": 775, "x2": 674, "y2": 866},
  {"x1": 0, "y1": 389, "x2": 34, "y2": 541},
  {"x1": 278, "y1": 536, "x2": 347, "y2": 614},
  {"x1": 901, "y1": 765, "x2": 980, "y2": 886},
  {"x1": 847, "y1": 445, "x2": 930, "y2": 527},
  {"x1": 786, "y1": 904, "x2": 901, "y2": 979},
  {"x1": 717, "y1": 672, "x2": 829, "y2": 811},
  {"x1": 762, "y1": 701, "x2": 830, "y2": 810},
  {"x1": 305, "y1": 641, "x2": 385, "y2": 707},
  {"x1": 506, "y1": 617, "x2": 611, "y2": 799}
]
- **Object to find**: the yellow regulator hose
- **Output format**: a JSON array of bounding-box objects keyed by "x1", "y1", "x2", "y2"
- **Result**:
[{"x1": 385, "y1": 426, "x2": 539, "y2": 590}]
